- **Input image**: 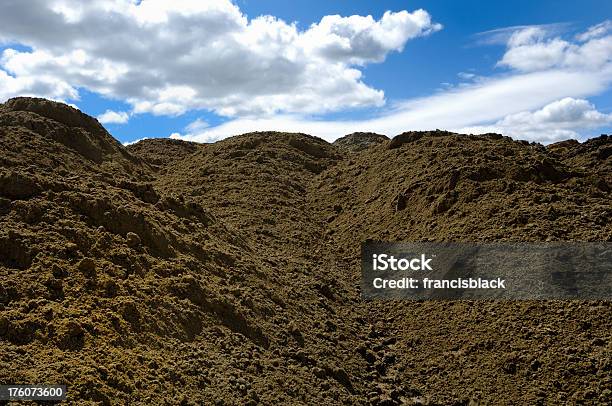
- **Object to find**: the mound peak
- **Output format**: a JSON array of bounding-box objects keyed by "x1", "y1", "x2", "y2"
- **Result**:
[
  {"x1": 4, "y1": 97, "x2": 103, "y2": 131},
  {"x1": 0, "y1": 97, "x2": 136, "y2": 166},
  {"x1": 333, "y1": 132, "x2": 389, "y2": 152},
  {"x1": 387, "y1": 130, "x2": 508, "y2": 149}
]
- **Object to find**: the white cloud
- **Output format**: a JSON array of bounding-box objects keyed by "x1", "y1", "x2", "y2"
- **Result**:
[
  {"x1": 1, "y1": 3, "x2": 610, "y2": 144},
  {"x1": 170, "y1": 118, "x2": 213, "y2": 142},
  {"x1": 499, "y1": 23, "x2": 612, "y2": 72},
  {"x1": 185, "y1": 118, "x2": 209, "y2": 133},
  {"x1": 97, "y1": 109, "x2": 129, "y2": 124},
  {"x1": 122, "y1": 136, "x2": 149, "y2": 146},
  {"x1": 473, "y1": 23, "x2": 569, "y2": 46},
  {"x1": 457, "y1": 72, "x2": 476, "y2": 80},
  {"x1": 0, "y1": 0, "x2": 440, "y2": 117},
  {"x1": 0, "y1": 68, "x2": 78, "y2": 102},
  {"x1": 457, "y1": 97, "x2": 612, "y2": 143},
  {"x1": 498, "y1": 97, "x2": 611, "y2": 127},
  {"x1": 576, "y1": 20, "x2": 612, "y2": 42},
  {"x1": 300, "y1": 10, "x2": 441, "y2": 65}
]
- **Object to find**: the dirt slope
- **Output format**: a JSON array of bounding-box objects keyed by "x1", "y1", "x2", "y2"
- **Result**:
[
  {"x1": 312, "y1": 131, "x2": 611, "y2": 404},
  {"x1": 1, "y1": 99, "x2": 610, "y2": 405}
]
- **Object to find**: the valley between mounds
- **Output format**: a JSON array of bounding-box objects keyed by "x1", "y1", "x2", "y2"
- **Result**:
[{"x1": 0, "y1": 98, "x2": 610, "y2": 405}]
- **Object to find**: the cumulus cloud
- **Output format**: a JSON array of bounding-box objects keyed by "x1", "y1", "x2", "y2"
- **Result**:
[
  {"x1": 97, "y1": 109, "x2": 129, "y2": 124},
  {"x1": 498, "y1": 22, "x2": 612, "y2": 72},
  {"x1": 497, "y1": 97, "x2": 611, "y2": 128},
  {"x1": 0, "y1": 0, "x2": 440, "y2": 117},
  {"x1": 171, "y1": 118, "x2": 213, "y2": 142},
  {"x1": 0, "y1": 67, "x2": 78, "y2": 102},
  {"x1": 458, "y1": 98, "x2": 612, "y2": 143},
  {"x1": 1, "y1": 2, "x2": 609, "y2": 144},
  {"x1": 301, "y1": 10, "x2": 441, "y2": 64}
]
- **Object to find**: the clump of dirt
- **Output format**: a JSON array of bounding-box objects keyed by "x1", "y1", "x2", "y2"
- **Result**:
[
  {"x1": 1, "y1": 99, "x2": 611, "y2": 405},
  {"x1": 548, "y1": 135, "x2": 612, "y2": 187},
  {"x1": 334, "y1": 132, "x2": 389, "y2": 152}
]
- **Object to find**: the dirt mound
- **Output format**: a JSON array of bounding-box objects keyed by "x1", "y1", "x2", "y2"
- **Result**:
[
  {"x1": 313, "y1": 130, "x2": 611, "y2": 404},
  {"x1": 0, "y1": 101, "x2": 275, "y2": 404},
  {"x1": 334, "y1": 132, "x2": 389, "y2": 152},
  {"x1": 1, "y1": 101, "x2": 611, "y2": 405}
]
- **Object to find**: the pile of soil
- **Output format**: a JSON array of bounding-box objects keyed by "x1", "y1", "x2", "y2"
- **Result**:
[
  {"x1": 0, "y1": 98, "x2": 610, "y2": 405},
  {"x1": 312, "y1": 131, "x2": 611, "y2": 404}
]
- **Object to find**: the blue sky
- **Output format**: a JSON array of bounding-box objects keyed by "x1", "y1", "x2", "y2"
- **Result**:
[{"x1": 0, "y1": 0, "x2": 611, "y2": 144}]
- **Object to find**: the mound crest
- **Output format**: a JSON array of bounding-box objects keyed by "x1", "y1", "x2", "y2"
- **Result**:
[
  {"x1": 333, "y1": 132, "x2": 389, "y2": 152},
  {"x1": 4, "y1": 97, "x2": 103, "y2": 131},
  {"x1": 1, "y1": 97, "x2": 130, "y2": 164}
]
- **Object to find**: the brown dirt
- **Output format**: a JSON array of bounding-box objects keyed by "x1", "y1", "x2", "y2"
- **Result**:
[
  {"x1": 333, "y1": 132, "x2": 389, "y2": 152},
  {"x1": 0, "y1": 98, "x2": 610, "y2": 405},
  {"x1": 125, "y1": 138, "x2": 203, "y2": 173}
]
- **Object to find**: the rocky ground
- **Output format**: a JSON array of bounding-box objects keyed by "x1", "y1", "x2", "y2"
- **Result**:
[{"x1": 0, "y1": 98, "x2": 610, "y2": 405}]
